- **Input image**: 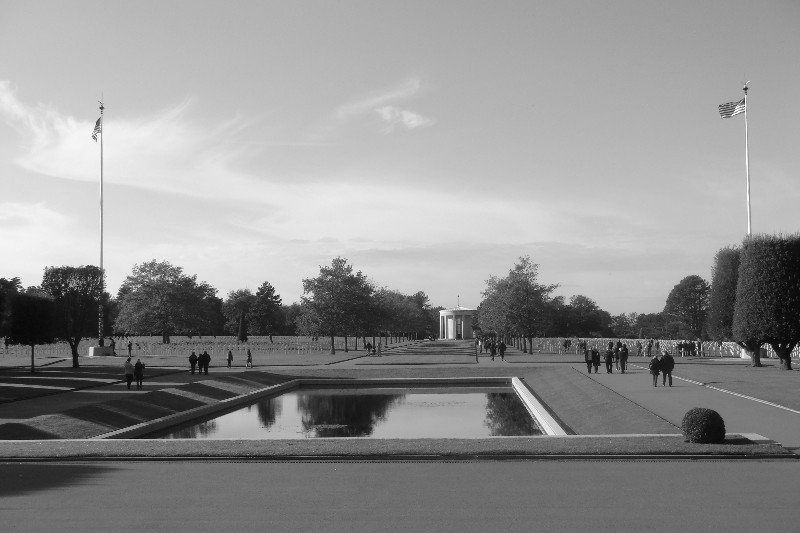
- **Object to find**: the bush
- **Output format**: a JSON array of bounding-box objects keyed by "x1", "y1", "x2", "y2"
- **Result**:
[{"x1": 681, "y1": 407, "x2": 726, "y2": 443}]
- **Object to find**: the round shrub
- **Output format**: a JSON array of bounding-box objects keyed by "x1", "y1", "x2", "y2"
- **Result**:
[{"x1": 681, "y1": 407, "x2": 726, "y2": 444}]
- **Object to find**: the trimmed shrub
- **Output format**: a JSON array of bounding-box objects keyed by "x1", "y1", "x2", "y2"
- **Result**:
[{"x1": 681, "y1": 407, "x2": 726, "y2": 444}]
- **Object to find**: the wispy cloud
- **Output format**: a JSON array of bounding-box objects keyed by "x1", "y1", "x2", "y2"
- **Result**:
[
  {"x1": 319, "y1": 77, "x2": 436, "y2": 136},
  {"x1": 375, "y1": 106, "x2": 435, "y2": 132},
  {"x1": 333, "y1": 77, "x2": 421, "y2": 120}
]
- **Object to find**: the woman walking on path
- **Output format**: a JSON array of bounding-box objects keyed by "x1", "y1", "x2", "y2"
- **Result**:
[
  {"x1": 604, "y1": 344, "x2": 614, "y2": 374},
  {"x1": 227, "y1": 350, "x2": 233, "y2": 368},
  {"x1": 660, "y1": 350, "x2": 675, "y2": 386},
  {"x1": 591, "y1": 348, "x2": 600, "y2": 373},
  {"x1": 648, "y1": 353, "x2": 662, "y2": 387},
  {"x1": 246, "y1": 349, "x2": 253, "y2": 368},
  {"x1": 584, "y1": 348, "x2": 593, "y2": 373},
  {"x1": 123, "y1": 358, "x2": 134, "y2": 390},
  {"x1": 133, "y1": 358, "x2": 145, "y2": 390}
]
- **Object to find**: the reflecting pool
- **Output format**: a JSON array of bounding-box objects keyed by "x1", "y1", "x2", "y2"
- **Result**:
[{"x1": 151, "y1": 386, "x2": 544, "y2": 439}]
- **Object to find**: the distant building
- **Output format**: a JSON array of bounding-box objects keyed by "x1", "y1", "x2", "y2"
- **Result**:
[{"x1": 439, "y1": 307, "x2": 475, "y2": 340}]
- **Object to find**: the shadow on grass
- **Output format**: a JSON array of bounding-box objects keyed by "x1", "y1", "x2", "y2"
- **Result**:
[{"x1": 0, "y1": 463, "x2": 117, "y2": 497}]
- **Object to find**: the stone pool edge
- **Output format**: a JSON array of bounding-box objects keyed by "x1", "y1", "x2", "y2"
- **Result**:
[{"x1": 0, "y1": 434, "x2": 795, "y2": 461}]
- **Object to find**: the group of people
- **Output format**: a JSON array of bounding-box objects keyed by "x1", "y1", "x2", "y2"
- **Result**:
[
  {"x1": 122, "y1": 357, "x2": 145, "y2": 390},
  {"x1": 476, "y1": 337, "x2": 507, "y2": 361},
  {"x1": 582, "y1": 341, "x2": 675, "y2": 387},
  {"x1": 188, "y1": 351, "x2": 212, "y2": 375},
  {"x1": 648, "y1": 350, "x2": 675, "y2": 387},
  {"x1": 583, "y1": 341, "x2": 631, "y2": 374}
]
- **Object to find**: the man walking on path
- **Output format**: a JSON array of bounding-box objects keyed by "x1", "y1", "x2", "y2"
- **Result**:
[
  {"x1": 227, "y1": 350, "x2": 233, "y2": 368},
  {"x1": 133, "y1": 358, "x2": 145, "y2": 390},
  {"x1": 499, "y1": 341, "x2": 506, "y2": 361},
  {"x1": 660, "y1": 350, "x2": 675, "y2": 386},
  {"x1": 123, "y1": 358, "x2": 134, "y2": 390},
  {"x1": 189, "y1": 351, "x2": 198, "y2": 374},
  {"x1": 127, "y1": 341, "x2": 133, "y2": 358}
]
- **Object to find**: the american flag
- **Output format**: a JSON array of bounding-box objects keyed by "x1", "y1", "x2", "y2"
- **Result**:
[
  {"x1": 719, "y1": 98, "x2": 745, "y2": 118},
  {"x1": 91, "y1": 117, "x2": 102, "y2": 141}
]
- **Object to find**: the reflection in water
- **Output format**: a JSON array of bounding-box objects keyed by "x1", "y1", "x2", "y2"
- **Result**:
[
  {"x1": 297, "y1": 393, "x2": 402, "y2": 437},
  {"x1": 484, "y1": 393, "x2": 541, "y2": 436},
  {"x1": 152, "y1": 388, "x2": 544, "y2": 439},
  {"x1": 166, "y1": 419, "x2": 219, "y2": 439},
  {"x1": 256, "y1": 397, "x2": 282, "y2": 428}
]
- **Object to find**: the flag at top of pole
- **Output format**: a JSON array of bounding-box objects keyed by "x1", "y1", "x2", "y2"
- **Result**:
[
  {"x1": 91, "y1": 116, "x2": 102, "y2": 141},
  {"x1": 719, "y1": 84, "x2": 751, "y2": 235},
  {"x1": 719, "y1": 98, "x2": 745, "y2": 118}
]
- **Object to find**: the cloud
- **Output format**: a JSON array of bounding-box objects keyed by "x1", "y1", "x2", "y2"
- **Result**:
[
  {"x1": 320, "y1": 77, "x2": 435, "y2": 135},
  {"x1": 333, "y1": 77, "x2": 421, "y2": 120},
  {"x1": 375, "y1": 106, "x2": 435, "y2": 132}
]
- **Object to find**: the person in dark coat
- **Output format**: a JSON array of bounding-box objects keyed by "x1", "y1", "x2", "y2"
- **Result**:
[
  {"x1": 133, "y1": 358, "x2": 145, "y2": 390},
  {"x1": 189, "y1": 351, "x2": 198, "y2": 374},
  {"x1": 584, "y1": 348, "x2": 592, "y2": 373},
  {"x1": 499, "y1": 341, "x2": 506, "y2": 361},
  {"x1": 204, "y1": 350, "x2": 211, "y2": 374},
  {"x1": 227, "y1": 350, "x2": 233, "y2": 368},
  {"x1": 591, "y1": 348, "x2": 600, "y2": 373},
  {"x1": 604, "y1": 345, "x2": 614, "y2": 373},
  {"x1": 620, "y1": 343, "x2": 629, "y2": 374},
  {"x1": 490, "y1": 341, "x2": 497, "y2": 361},
  {"x1": 648, "y1": 353, "x2": 662, "y2": 387},
  {"x1": 123, "y1": 357, "x2": 134, "y2": 390},
  {"x1": 660, "y1": 350, "x2": 675, "y2": 386}
]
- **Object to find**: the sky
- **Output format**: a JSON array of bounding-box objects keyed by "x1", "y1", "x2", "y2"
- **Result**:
[{"x1": 1, "y1": 1, "x2": 799, "y2": 315}]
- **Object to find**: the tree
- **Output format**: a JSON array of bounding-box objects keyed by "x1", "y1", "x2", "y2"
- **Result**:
[
  {"x1": 40, "y1": 265, "x2": 105, "y2": 368},
  {"x1": 565, "y1": 295, "x2": 611, "y2": 337},
  {"x1": 707, "y1": 246, "x2": 741, "y2": 342},
  {"x1": 300, "y1": 257, "x2": 373, "y2": 354},
  {"x1": 733, "y1": 234, "x2": 800, "y2": 370},
  {"x1": 478, "y1": 256, "x2": 558, "y2": 351},
  {"x1": 0, "y1": 277, "x2": 22, "y2": 339},
  {"x1": 663, "y1": 275, "x2": 710, "y2": 339},
  {"x1": 223, "y1": 289, "x2": 256, "y2": 342},
  {"x1": 114, "y1": 260, "x2": 219, "y2": 343},
  {"x1": 8, "y1": 293, "x2": 55, "y2": 373},
  {"x1": 250, "y1": 282, "x2": 283, "y2": 335}
]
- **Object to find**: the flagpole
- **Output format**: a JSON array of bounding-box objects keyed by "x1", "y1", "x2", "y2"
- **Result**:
[
  {"x1": 743, "y1": 84, "x2": 751, "y2": 235},
  {"x1": 98, "y1": 101, "x2": 105, "y2": 347}
]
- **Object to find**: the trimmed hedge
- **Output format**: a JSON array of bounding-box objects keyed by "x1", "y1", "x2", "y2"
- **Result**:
[{"x1": 681, "y1": 407, "x2": 726, "y2": 444}]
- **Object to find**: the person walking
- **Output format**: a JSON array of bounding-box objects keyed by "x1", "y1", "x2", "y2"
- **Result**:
[
  {"x1": 648, "y1": 353, "x2": 662, "y2": 387},
  {"x1": 123, "y1": 357, "x2": 134, "y2": 390},
  {"x1": 584, "y1": 348, "x2": 593, "y2": 373},
  {"x1": 604, "y1": 344, "x2": 614, "y2": 374},
  {"x1": 133, "y1": 358, "x2": 145, "y2": 390},
  {"x1": 127, "y1": 341, "x2": 133, "y2": 358},
  {"x1": 591, "y1": 348, "x2": 600, "y2": 373},
  {"x1": 246, "y1": 348, "x2": 253, "y2": 368},
  {"x1": 189, "y1": 351, "x2": 198, "y2": 374},
  {"x1": 227, "y1": 350, "x2": 233, "y2": 368},
  {"x1": 490, "y1": 341, "x2": 497, "y2": 361},
  {"x1": 200, "y1": 350, "x2": 210, "y2": 375},
  {"x1": 620, "y1": 343, "x2": 629, "y2": 374},
  {"x1": 499, "y1": 340, "x2": 506, "y2": 361},
  {"x1": 660, "y1": 349, "x2": 675, "y2": 386}
]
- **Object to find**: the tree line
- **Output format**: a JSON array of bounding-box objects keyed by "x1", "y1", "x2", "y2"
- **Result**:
[
  {"x1": 479, "y1": 233, "x2": 799, "y2": 372},
  {"x1": 0, "y1": 257, "x2": 442, "y2": 369}
]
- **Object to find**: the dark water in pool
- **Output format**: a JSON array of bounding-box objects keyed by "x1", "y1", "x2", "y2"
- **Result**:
[{"x1": 151, "y1": 387, "x2": 543, "y2": 439}]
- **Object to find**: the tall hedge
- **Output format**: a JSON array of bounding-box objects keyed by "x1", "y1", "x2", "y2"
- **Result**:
[
  {"x1": 732, "y1": 234, "x2": 800, "y2": 370},
  {"x1": 707, "y1": 246, "x2": 740, "y2": 342}
]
